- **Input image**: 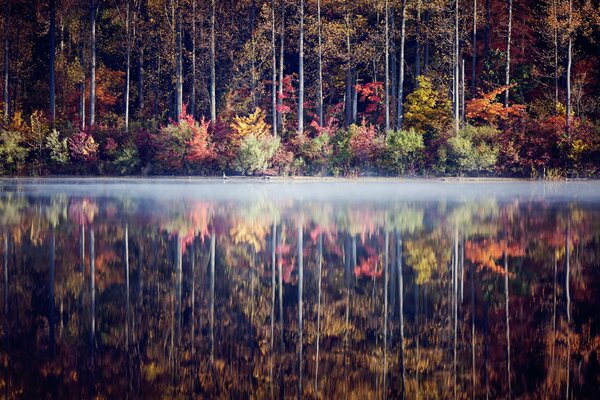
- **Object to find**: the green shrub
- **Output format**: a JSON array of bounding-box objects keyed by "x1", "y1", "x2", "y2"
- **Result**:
[
  {"x1": 234, "y1": 134, "x2": 280, "y2": 175},
  {"x1": 447, "y1": 125, "x2": 499, "y2": 174},
  {"x1": 45, "y1": 129, "x2": 69, "y2": 166},
  {"x1": 114, "y1": 145, "x2": 141, "y2": 175},
  {"x1": 381, "y1": 128, "x2": 425, "y2": 175},
  {"x1": 0, "y1": 129, "x2": 29, "y2": 174}
]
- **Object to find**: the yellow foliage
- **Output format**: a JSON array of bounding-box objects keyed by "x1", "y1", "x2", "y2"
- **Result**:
[{"x1": 230, "y1": 107, "x2": 271, "y2": 140}]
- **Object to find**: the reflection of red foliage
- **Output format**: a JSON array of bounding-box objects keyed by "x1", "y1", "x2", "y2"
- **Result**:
[
  {"x1": 354, "y1": 255, "x2": 381, "y2": 278},
  {"x1": 68, "y1": 198, "x2": 98, "y2": 226},
  {"x1": 466, "y1": 239, "x2": 524, "y2": 276}
]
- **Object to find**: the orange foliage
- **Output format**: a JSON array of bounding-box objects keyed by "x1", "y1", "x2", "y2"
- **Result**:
[
  {"x1": 465, "y1": 239, "x2": 525, "y2": 276},
  {"x1": 466, "y1": 85, "x2": 526, "y2": 126}
]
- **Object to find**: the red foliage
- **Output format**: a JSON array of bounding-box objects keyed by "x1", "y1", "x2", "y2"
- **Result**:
[
  {"x1": 349, "y1": 119, "x2": 380, "y2": 165},
  {"x1": 69, "y1": 130, "x2": 99, "y2": 162},
  {"x1": 185, "y1": 115, "x2": 214, "y2": 164},
  {"x1": 466, "y1": 85, "x2": 526, "y2": 126}
]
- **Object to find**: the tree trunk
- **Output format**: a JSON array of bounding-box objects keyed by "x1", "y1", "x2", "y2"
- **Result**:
[
  {"x1": 209, "y1": 231, "x2": 215, "y2": 364},
  {"x1": 397, "y1": 231, "x2": 405, "y2": 395},
  {"x1": 298, "y1": 0, "x2": 304, "y2": 135},
  {"x1": 190, "y1": 0, "x2": 196, "y2": 119},
  {"x1": 2, "y1": 0, "x2": 8, "y2": 124},
  {"x1": 396, "y1": 0, "x2": 406, "y2": 131},
  {"x1": 49, "y1": 229, "x2": 56, "y2": 356},
  {"x1": 125, "y1": 225, "x2": 130, "y2": 350},
  {"x1": 504, "y1": 0, "x2": 513, "y2": 107},
  {"x1": 90, "y1": 228, "x2": 95, "y2": 348},
  {"x1": 277, "y1": 0, "x2": 285, "y2": 131},
  {"x1": 553, "y1": 0, "x2": 558, "y2": 113},
  {"x1": 566, "y1": 0, "x2": 572, "y2": 136},
  {"x1": 317, "y1": 0, "x2": 324, "y2": 126},
  {"x1": 504, "y1": 252, "x2": 511, "y2": 398},
  {"x1": 125, "y1": 0, "x2": 131, "y2": 131},
  {"x1": 271, "y1": 0, "x2": 278, "y2": 136},
  {"x1": 484, "y1": 0, "x2": 491, "y2": 57},
  {"x1": 138, "y1": 46, "x2": 144, "y2": 113},
  {"x1": 344, "y1": 10, "x2": 352, "y2": 127},
  {"x1": 79, "y1": 26, "x2": 85, "y2": 130},
  {"x1": 415, "y1": 0, "x2": 421, "y2": 82},
  {"x1": 424, "y1": 10, "x2": 430, "y2": 74},
  {"x1": 50, "y1": 0, "x2": 56, "y2": 121},
  {"x1": 461, "y1": 59, "x2": 465, "y2": 127},
  {"x1": 454, "y1": 0, "x2": 460, "y2": 135},
  {"x1": 175, "y1": 1, "x2": 182, "y2": 120},
  {"x1": 90, "y1": 0, "x2": 96, "y2": 127},
  {"x1": 210, "y1": 0, "x2": 216, "y2": 123},
  {"x1": 472, "y1": 0, "x2": 477, "y2": 93},
  {"x1": 384, "y1": 0, "x2": 390, "y2": 131}
]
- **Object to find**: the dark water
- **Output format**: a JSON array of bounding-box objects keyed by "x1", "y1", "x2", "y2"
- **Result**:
[{"x1": 1, "y1": 179, "x2": 600, "y2": 399}]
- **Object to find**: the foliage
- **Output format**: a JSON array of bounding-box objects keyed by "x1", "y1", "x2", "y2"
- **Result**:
[
  {"x1": 230, "y1": 108, "x2": 271, "y2": 141},
  {"x1": 0, "y1": 128, "x2": 29, "y2": 174},
  {"x1": 233, "y1": 133, "x2": 280, "y2": 176},
  {"x1": 380, "y1": 128, "x2": 425, "y2": 175},
  {"x1": 447, "y1": 125, "x2": 500, "y2": 174},
  {"x1": 466, "y1": 86, "x2": 527, "y2": 126},
  {"x1": 45, "y1": 129, "x2": 69, "y2": 165},
  {"x1": 404, "y1": 76, "x2": 451, "y2": 135},
  {"x1": 68, "y1": 131, "x2": 99, "y2": 162}
]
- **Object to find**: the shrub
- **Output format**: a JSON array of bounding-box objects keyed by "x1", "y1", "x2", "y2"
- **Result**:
[
  {"x1": 68, "y1": 130, "x2": 99, "y2": 162},
  {"x1": 0, "y1": 128, "x2": 29, "y2": 174},
  {"x1": 234, "y1": 133, "x2": 280, "y2": 175},
  {"x1": 447, "y1": 125, "x2": 499, "y2": 174},
  {"x1": 113, "y1": 145, "x2": 141, "y2": 175},
  {"x1": 45, "y1": 129, "x2": 69, "y2": 165},
  {"x1": 381, "y1": 128, "x2": 425, "y2": 175}
]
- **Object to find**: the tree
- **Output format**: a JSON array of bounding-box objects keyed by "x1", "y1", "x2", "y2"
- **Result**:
[
  {"x1": 89, "y1": 0, "x2": 97, "y2": 127},
  {"x1": 316, "y1": 0, "x2": 323, "y2": 127},
  {"x1": 298, "y1": 0, "x2": 304, "y2": 136},
  {"x1": 125, "y1": 0, "x2": 131, "y2": 131},
  {"x1": 566, "y1": 0, "x2": 572, "y2": 136},
  {"x1": 3, "y1": 0, "x2": 9, "y2": 124},
  {"x1": 175, "y1": 0, "x2": 182, "y2": 121},
  {"x1": 271, "y1": 0, "x2": 277, "y2": 136},
  {"x1": 504, "y1": 0, "x2": 513, "y2": 108},
  {"x1": 396, "y1": 0, "x2": 406, "y2": 131},
  {"x1": 49, "y1": 0, "x2": 56, "y2": 121},
  {"x1": 210, "y1": 0, "x2": 216, "y2": 123}
]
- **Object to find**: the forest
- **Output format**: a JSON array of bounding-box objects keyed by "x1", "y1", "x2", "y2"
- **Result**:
[{"x1": 0, "y1": 0, "x2": 599, "y2": 177}]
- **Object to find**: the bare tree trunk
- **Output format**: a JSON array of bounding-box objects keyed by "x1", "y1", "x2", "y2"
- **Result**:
[
  {"x1": 504, "y1": 0, "x2": 513, "y2": 107},
  {"x1": 424, "y1": 10, "x2": 430, "y2": 74},
  {"x1": 138, "y1": 47, "x2": 143, "y2": 113},
  {"x1": 317, "y1": 0, "x2": 324, "y2": 126},
  {"x1": 415, "y1": 0, "x2": 421, "y2": 82},
  {"x1": 250, "y1": 0, "x2": 257, "y2": 109},
  {"x1": 384, "y1": 0, "x2": 390, "y2": 131},
  {"x1": 344, "y1": 9, "x2": 352, "y2": 127},
  {"x1": 271, "y1": 0, "x2": 278, "y2": 136},
  {"x1": 191, "y1": 0, "x2": 196, "y2": 119},
  {"x1": 461, "y1": 59, "x2": 465, "y2": 127},
  {"x1": 277, "y1": 0, "x2": 285, "y2": 131},
  {"x1": 454, "y1": 0, "x2": 460, "y2": 135},
  {"x1": 79, "y1": 27, "x2": 86, "y2": 130},
  {"x1": 125, "y1": 0, "x2": 131, "y2": 130},
  {"x1": 125, "y1": 225, "x2": 130, "y2": 350},
  {"x1": 50, "y1": 0, "x2": 56, "y2": 121},
  {"x1": 270, "y1": 223, "x2": 276, "y2": 394},
  {"x1": 396, "y1": 0, "x2": 406, "y2": 131},
  {"x1": 90, "y1": 0, "x2": 96, "y2": 127},
  {"x1": 210, "y1": 0, "x2": 216, "y2": 123},
  {"x1": 566, "y1": 0, "x2": 572, "y2": 136},
  {"x1": 2, "y1": 0, "x2": 8, "y2": 124},
  {"x1": 175, "y1": 1, "x2": 182, "y2": 120},
  {"x1": 298, "y1": 0, "x2": 304, "y2": 135},
  {"x1": 383, "y1": 230, "x2": 389, "y2": 394},
  {"x1": 553, "y1": 0, "x2": 558, "y2": 113},
  {"x1": 472, "y1": 0, "x2": 477, "y2": 93}
]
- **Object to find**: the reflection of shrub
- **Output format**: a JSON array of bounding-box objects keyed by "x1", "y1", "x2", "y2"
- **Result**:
[
  {"x1": 234, "y1": 134, "x2": 280, "y2": 175},
  {"x1": 0, "y1": 128, "x2": 29, "y2": 174},
  {"x1": 381, "y1": 128, "x2": 425, "y2": 175},
  {"x1": 447, "y1": 125, "x2": 498, "y2": 173}
]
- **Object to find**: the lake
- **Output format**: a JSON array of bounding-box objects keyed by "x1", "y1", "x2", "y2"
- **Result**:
[{"x1": 1, "y1": 178, "x2": 599, "y2": 399}]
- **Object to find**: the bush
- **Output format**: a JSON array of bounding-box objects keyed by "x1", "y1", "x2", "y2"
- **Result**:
[
  {"x1": 332, "y1": 119, "x2": 382, "y2": 175},
  {"x1": 68, "y1": 130, "x2": 99, "y2": 162},
  {"x1": 447, "y1": 125, "x2": 499, "y2": 174},
  {"x1": 0, "y1": 128, "x2": 29, "y2": 174},
  {"x1": 381, "y1": 128, "x2": 425, "y2": 175},
  {"x1": 234, "y1": 133, "x2": 280, "y2": 175},
  {"x1": 113, "y1": 145, "x2": 141, "y2": 175},
  {"x1": 404, "y1": 76, "x2": 451, "y2": 135},
  {"x1": 45, "y1": 129, "x2": 69, "y2": 166}
]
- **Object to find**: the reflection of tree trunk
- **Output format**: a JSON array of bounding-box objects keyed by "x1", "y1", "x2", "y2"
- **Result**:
[
  {"x1": 297, "y1": 224, "x2": 304, "y2": 399},
  {"x1": 277, "y1": 224, "x2": 285, "y2": 398},
  {"x1": 191, "y1": 236, "x2": 196, "y2": 358},
  {"x1": 397, "y1": 232, "x2": 405, "y2": 397},
  {"x1": 210, "y1": 232, "x2": 215, "y2": 365},
  {"x1": 471, "y1": 262, "x2": 476, "y2": 400},
  {"x1": 315, "y1": 231, "x2": 323, "y2": 394},
  {"x1": 454, "y1": 229, "x2": 458, "y2": 400},
  {"x1": 176, "y1": 234, "x2": 182, "y2": 347},
  {"x1": 49, "y1": 229, "x2": 56, "y2": 357},
  {"x1": 270, "y1": 223, "x2": 276, "y2": 395},
  {"x1": 565, "y1": 221, "x2": 571, "y2": 399},
  {"x1": 384, "y1": 230, "x2": 389, "y2": 396},
  {"x1": 125, "y1": 225, "x2": 130, "y2": 350},
  {"x1": 504, "y1": 252, "x2": 511, "y2": 399},
  {"x1": 3, "y1": 232, "x2": 8, "y2": 397},
  {"x1": 90, "y1": 228, "x2": 95, "y2": 351}
]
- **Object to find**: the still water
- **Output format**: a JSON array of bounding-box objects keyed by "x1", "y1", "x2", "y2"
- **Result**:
[{"x1": 1, "y1": 179, "x2": 599, "y2": 399}]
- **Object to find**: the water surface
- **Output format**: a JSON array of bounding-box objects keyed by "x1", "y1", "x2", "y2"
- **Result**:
[{"x1": 1, "y1": 179, "x2": 600, "y2": 399}]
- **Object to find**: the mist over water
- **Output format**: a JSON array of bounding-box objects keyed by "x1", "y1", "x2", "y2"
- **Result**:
[{"x1": 1, "y1": 179, "x2": 599, "y2": 399}]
